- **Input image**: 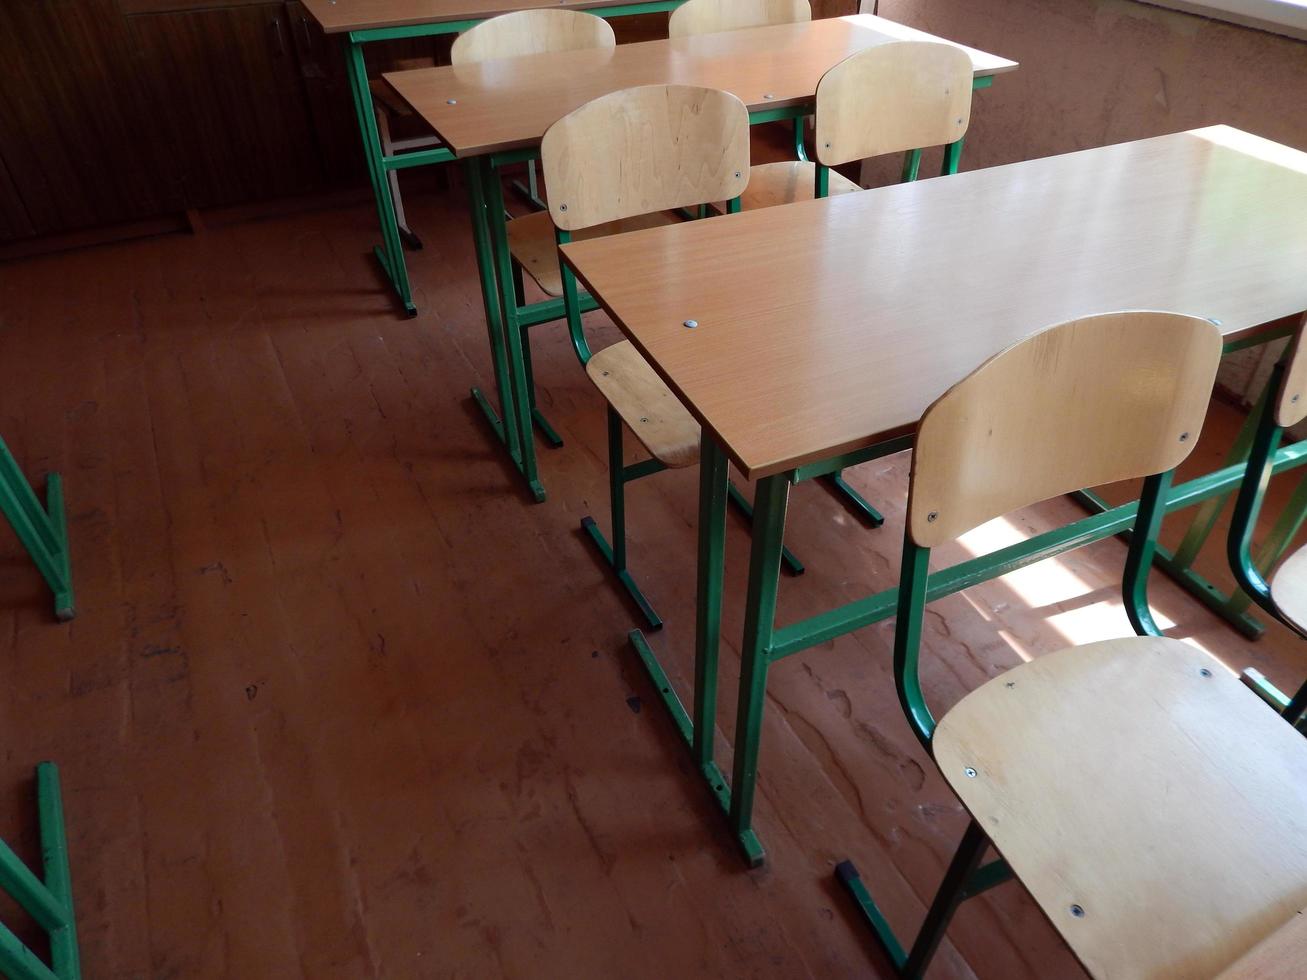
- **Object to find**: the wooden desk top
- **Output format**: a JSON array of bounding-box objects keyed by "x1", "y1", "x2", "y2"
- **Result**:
[
  {"x1": 561, "y1": 126, "x2": 1307, "y2": 480},
  {"x1": 385, "y1": 15, "x2": 1018, "y2": 156},
  {"x1": 302, "y1": 0, "x2": 657, "y2": 35}
]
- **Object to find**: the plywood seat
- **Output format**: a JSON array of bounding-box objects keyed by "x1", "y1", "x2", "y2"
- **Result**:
[
  {"x1": 507, "y1": 210, "x2": 680, "y2": 297},
  {"x1": 715, "y1": 161, "x2": 861, "y2": 213},
  {"x1": 585, "y1": 341, "x2": 700, "y2": 467},
  {"x1": 934, "y1": 636, "x2": 1307, "y2": 980},
  {"x1": 369, "y1": 78, "x2": 416, "y2": 117},
  {"x1": 1269, "y1": 543, "x2": 1307, "y2": 635}
]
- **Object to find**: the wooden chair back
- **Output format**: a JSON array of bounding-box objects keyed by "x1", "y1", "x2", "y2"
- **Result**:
[
  {"x1": 814, "y1": 40, "x2": 973, "y2": 167},
  {"x1": 450, "y1": 9, "x2": 615, "y2": 65},
  {"x1": 1276, "y1": 313, "x2": 1307, "y2": 427},
  {"x1": 908, "y1": 311, "x2": 1222, "y2": 548},
  {"x1": 668, "y1": 0, "x2": 811, "y2": 38},
  {"x1": 541, "y1": 85, "x2": 750, "y2": 232}
]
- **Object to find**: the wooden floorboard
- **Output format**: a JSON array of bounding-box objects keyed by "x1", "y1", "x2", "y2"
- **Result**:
[{"x1": 1, "y1": 166, "x2": 1304, "y2": 978}]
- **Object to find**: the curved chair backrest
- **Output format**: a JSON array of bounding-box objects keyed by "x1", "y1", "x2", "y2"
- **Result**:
[
  {"x1": 908, "y1": 311, "x2": 1223, "y2": 548},
  {"x1": 668, "y1": 0, "x2": 810, "y2": 37},
  {"x1": 814, "y1": 40, "x2": 973, "y2": 167},
  {"x1": 450, "y1": 9, "x2": 615, "y2": 65},
  {"x1": 541, "y1": 85, "x2": 750, "y2": 232},
  {"x1": 1277, "y1": 314, "x2": 1307, "y2": 427}
]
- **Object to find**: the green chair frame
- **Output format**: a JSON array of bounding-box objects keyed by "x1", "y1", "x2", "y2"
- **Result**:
[
  {"x1": 556, "y1": 203, "x2": 809, "y2": 629},
  {"x1": 0, "y1": 434, "x2": 73, "y2": 621},
  {"x1": 834, "y1": 470, "x2": 1173, "y2": 976},
  {"x1": 0, "y1": 763, "x2": 81, "y2": 980},
  {"x1": 1227, "y1": 356, "x2": 1307, "y2": 728}
]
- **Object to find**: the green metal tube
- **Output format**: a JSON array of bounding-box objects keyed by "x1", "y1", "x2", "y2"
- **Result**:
[
  {"x1": 814, "y1": 163, "x2": 830, "y2": 199},
  {"x1": 44, "y1": 474, "x2": 73, "y2": 620},
  {"x1": 607, "y1": 408, "x2": 627, "y2": 571},
  {"x1": 940, "y1": 138, "x2": 964, "y2": 176},
  {"x1": 557, "y1": 229, "x2": 594, "y2": 366},
  {"x1": 1173, "y1": 378, "x2": 1270, "y2": 569},
  {"x1": 900, "y1": 148, "x2": 923, "y2": 183},
  {"x1": 693, "y1": 437, "x2": 730, "y2": 768},
  {"x1": 345, "y1": 39, "x2": 413, "y2": 314},
  {"x1": 1226, "y1": 467, "x2": 1307, "y2": 615},
  {"x1": 1228, "y1": 366, "x2": 1285, "y2": 617},
  {"x1": 793, "y1": 116, "x2": 808, "y2": 162},
  {"x1": 893, "y1": 540, "x2": 936, "y2": 749},
  {"x1": 0, "y1": 923, "x2": 58, "y2": 980},
  {"x1": 462, "y1": 159, "x2": 523, "y2": 463},
  {"x1": 37, "y1": 763, "x2": 78, "y2": 979},
  {"x1": 482, "y1": 157, "x2": 543, "y2": 500},
  {"x1": 728, "y1": 474, "x2": 791, "y2": 865},
  {"x1": 0, "y1": 837, "x2": 67, "y2": 935},
  {"x1": 770, "y1": 438, "x2": 1307, "y2": 661},
  {"x1": 901, "y1": 820, "x2": 990, "y2": 978},
  {"x1": 1122, "y1": 470, "x2": 1172, "y2": 637}
]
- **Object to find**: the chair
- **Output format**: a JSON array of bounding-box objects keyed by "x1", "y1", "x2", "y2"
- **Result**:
[
  {"x1": 668, "y1": 0, "x2": 813, "y2": 168},
  {"x1": 525, "y1": 84, "x2": 750, "y2": 626},
  {"x1": 1226, "y1": 312, "x2": 1307, "y2": 730},
  {"x1": 370, "y1": 56, "x2": 442, "y2": 250},
  {"x1": 369, "y1": 11, "x2": 616, "y2": 250},
  {"x1": 723, "y1": 40, "x2": 972, "y2": 211},
  {"x1": 717, "y1": 39, "x2": 973, "y2": 528},
  {"x1": 668, "y1": 0, "x2": 810, "y2": 37},
  {"x1": 836, "y1": 311, "x2": 1307, "y2": 978}
]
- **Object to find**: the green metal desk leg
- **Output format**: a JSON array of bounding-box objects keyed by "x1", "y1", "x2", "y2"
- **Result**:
[
  {"x1": 0, "y1": 762, "x2": 81, "y2": 980},
  {"x1": 345, "y1": 36, "x2": 417, "y2": 317},
  {"x1": 0, "y1": 436, "x2": 73, "y2": 620},
  {"x1": 462, "y1": 159, "x2": 525, "y2": 470},
  {"x1": 481, "y1": 156, "x2": 545, "y2": 501},
  {"x1": 727, "y1": 472, "x2": 791, "y2": 868}
]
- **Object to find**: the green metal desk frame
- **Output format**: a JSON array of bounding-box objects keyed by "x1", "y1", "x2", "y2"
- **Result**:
[
  {"x1": 342, "y1": 1, "x2": 688, "y2": 320},
  {"x1": 462, "y1": 74, "x2": 994, "y2": 503},
  {"x1": 0, "y1": 434, "x2": 73, "y2": 621},
  {"x1": 0, "y1": 763, "x2": 81, "y2": 980},
  {"x1": 627, "y1": 331, "x2": 1307, "y2": 869}
]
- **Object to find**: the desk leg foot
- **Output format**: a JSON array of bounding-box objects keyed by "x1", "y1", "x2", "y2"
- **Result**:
[
  {"x1": 822, "y1": 470, "x2": 885, "y2": 528},
  {"x1": 371, "y1": 245, "x2": 418, "y2": 317},
  {"x1": 726, "y1": 481, "x2": 805, "y2": 576},
  {"x1": 471, "y1": 388, "x2": 545, "y2": 502},
  {"x1": 582, "y1": 517, "x2": 662, "y2": 630},
  {"x1": 470, "y1": 388, "x2": 515, "y2": 461},
  {"x1": 627, "y1": 629, "x2": 769, "y2": 867},
  {"x1": 45, "y1": 473, "x2": 75, "y2": 622},
  {"x1": 398, "y1": 227, "x2": 424, "y2": 251}
]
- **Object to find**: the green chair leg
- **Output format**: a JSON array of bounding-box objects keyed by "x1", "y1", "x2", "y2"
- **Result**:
[
  {"x1": 836, "y1": 819, "x2": 1000, "y2": 978},
  {"x1": 0, "y1": 762, "x2": 80, "y2": 980},
  {"x1": 581, "y1": 407, "x2": 664, "y2": 631}
]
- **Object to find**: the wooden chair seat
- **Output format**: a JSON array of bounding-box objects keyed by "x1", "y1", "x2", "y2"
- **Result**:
[
  {"x1": 934, "y1": 635, "x2": 1307, "y2": 979},
  {"x1": 507, "y1": 210, "x2": 680, "y2": 297},
  {"x1": 585, "y1": 341, "x2": 700, "y2": 467},
  {"x1": 1270, "y1": 543, "x2": 1307, "y2": 635},
  {"x1": 713, "y1": 161, "x2": 861, "y2": 213},
  {"x1": 369, "y1": 78, "x2": 415, "y2": 117}
]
